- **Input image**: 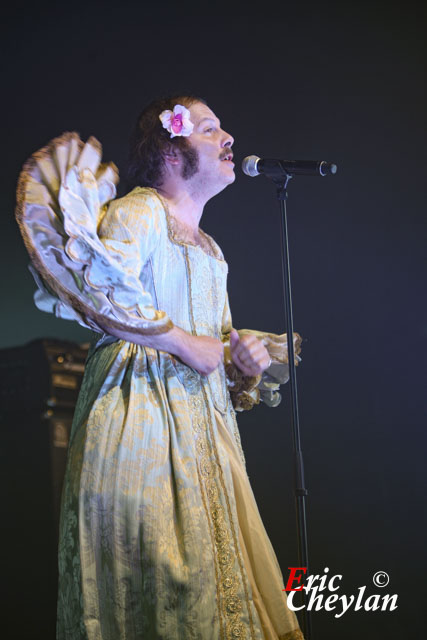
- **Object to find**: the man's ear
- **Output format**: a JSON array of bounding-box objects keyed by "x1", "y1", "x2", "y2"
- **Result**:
[{"x1": 163, "y1": 143, "x2": 180, "y2": 166}]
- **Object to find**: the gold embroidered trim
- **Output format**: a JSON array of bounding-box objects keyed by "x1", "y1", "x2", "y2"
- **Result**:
[
  {"x1": 189, "y1": 392, "x2": 234, "y2": 639},
  {"x1": 230, "y1": 409, "x2": 247, "y2": 468},
  {"x1": 187, "y1": 387, "x2": 256, "y2": 639},
  {"x1": 280, "y1": 630, "x2": 304, "y2": 640},
  {"x1": 181, "y1": 240, "x2": 228, "y2": 413},
  {"x1": 194, "y1": 436, "x2": 226, "y2": 639},
  {"x1": 183, "y1": 245, "x2": 255, "y2": 639},
  {"x1": 202, "y1": 386, "x2": 256, "y2": 639},
  {"x1": 135, "y1": 187, "x2": 225, "y2": 262}
]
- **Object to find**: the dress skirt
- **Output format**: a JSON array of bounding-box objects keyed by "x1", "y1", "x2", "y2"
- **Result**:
[{"x1": 57, "y1": 339, "x2": 303, "y2": 640}]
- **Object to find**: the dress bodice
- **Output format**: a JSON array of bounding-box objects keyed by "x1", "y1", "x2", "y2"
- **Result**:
[{"x1": 99, "y1": 187, "x2": 230, "y2": 412}]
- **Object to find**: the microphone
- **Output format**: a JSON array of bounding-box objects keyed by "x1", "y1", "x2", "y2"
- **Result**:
[{"x1": 242, "y1": 155, "x2": 337, "y2": 178}]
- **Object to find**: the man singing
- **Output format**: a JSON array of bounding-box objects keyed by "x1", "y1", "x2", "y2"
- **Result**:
[{"x1": 16, "y1": 95, "x2": 303, "y2": 639}]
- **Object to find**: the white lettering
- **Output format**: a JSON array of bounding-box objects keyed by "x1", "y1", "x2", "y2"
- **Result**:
[
  {"x1": 304, "y1": 574, "x2": 319, "y2": 592},
  {"x1": 355, "y1": 586, "x2": 366, "y2": 610},
  {"x1": 286, "y1": 590, "x2": 305, "y2": 611},
  {"x1": 328, "y1": 574, "x2": 342, "y2": 592},
  {"x1": 324, "y1": 594, "x2": 339, "y2": 611},
  {"x1": 381, "y1": 594, "x2": 398, "y2": 611},
  {"x1": 364, "y1": 595, "x2": 381, "y2": 612},
  {"x1": 286, "y1": 572, "x2": 398, "y2": 618},
  {"x1": 307, "y1": 586, "x2": 324, "y2": 611},
  {"x1": 335, "y1": 595, "x2": 355, "y2": 618},
  {"x1": 318, "y1": 567, "x2": 330, "y2": 591}
]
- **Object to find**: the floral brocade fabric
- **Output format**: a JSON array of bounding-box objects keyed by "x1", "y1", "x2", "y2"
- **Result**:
[{"x1": 16, "y1": 134, "x2": 304, "y2": 640}]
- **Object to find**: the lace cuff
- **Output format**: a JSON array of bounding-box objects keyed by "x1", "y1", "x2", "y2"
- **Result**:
[{"x1": 223, "y1": 330, "x2": 302, "y2": 412}]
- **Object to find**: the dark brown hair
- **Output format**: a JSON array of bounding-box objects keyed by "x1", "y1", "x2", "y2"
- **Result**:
[{"x1": 127, "y1": 94, "x2": 206, "y2": 189}]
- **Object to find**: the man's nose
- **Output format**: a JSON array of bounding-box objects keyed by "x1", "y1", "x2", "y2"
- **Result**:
[{"x1": 222, "y1": 130, "x2": 234, "y2": 147}]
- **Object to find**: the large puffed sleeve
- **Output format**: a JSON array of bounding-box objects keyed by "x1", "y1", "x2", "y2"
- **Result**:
[
  {"x1": 221, "y1": 293, "x2": 302, "y2": 411},
  {"x1": 15, "y1": 132, "x2": 173, "y2": 336}
]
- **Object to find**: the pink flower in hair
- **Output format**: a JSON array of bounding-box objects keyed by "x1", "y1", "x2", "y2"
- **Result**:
[{"x1": 159, "y1": 104, "x2": 194, "y2": 138}]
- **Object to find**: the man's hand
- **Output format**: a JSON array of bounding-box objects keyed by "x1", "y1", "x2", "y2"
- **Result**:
[
  {"x1": 97, "y1": 324, "x2": 223, "y2": 376},
  {"x1": 177, "y1": 334, "x2": 224, "y2": 376},
  {"x1": 229, "y1": 329, "x2": 271, "y2": 377}
]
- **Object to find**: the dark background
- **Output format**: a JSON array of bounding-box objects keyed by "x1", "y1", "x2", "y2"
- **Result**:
[{"x1": 1, "y1": 0, "x2": 426, "y2": 638}]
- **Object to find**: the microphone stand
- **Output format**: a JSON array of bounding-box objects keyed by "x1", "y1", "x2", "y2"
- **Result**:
[{"x1": 274, "y1": 174, "x2": 312, "y2": 640}]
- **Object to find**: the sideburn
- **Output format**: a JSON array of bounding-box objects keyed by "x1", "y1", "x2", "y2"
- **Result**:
[{"x1": 181, "y1": 145, "x2": 199, "y2": 180}]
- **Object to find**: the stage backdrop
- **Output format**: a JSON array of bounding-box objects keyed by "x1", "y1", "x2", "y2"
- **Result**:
[{"x1": 1, "y1": 1, "x2": 426, "y2": 638}]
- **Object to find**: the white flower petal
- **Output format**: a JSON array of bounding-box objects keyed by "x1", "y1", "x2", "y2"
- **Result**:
[
  {"x1": 180, "y1": 120, "x2": 194, "y2": 137},
  {"x1": 159, "y1": 110, "x2": 173, "y2": 132},
  {"x1": 173, "y1": 104, "x2": 191, "y2": 119},
  {"x1": 160, "y1": 105, "x2": 193, "y2": 138}
]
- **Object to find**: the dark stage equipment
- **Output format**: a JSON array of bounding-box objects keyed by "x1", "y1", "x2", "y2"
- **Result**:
[{"x1": 0, "y1": 338, "x2": 88, "y2": 639}]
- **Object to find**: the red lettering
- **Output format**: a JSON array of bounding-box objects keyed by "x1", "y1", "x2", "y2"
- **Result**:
[{"x1": 284, "y1": 567, "x2": 307, "y2": 592}]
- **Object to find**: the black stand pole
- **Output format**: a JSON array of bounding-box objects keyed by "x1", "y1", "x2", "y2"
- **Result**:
[{"x1": 275, "y1": 176, "x2": 312, "y2": 640}]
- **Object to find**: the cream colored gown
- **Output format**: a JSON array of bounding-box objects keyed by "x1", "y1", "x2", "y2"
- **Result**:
[{"x1": 16, "y1": 134, "x2": 303, "y2": 640}]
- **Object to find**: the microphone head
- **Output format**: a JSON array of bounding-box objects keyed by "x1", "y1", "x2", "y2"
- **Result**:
[
  {"x1": 319, "y1": 161, "x2": 338, "y2": 176},
  {"x1": 242, "y1": 155, "x2": 261, "y2": 177}
]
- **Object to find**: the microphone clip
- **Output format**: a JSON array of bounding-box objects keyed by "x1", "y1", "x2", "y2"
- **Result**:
[{"x1": 271, "y1": 171, "x2": 293, "y2": 201}]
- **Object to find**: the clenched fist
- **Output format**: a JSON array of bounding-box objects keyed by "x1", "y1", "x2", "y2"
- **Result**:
[{"x1": 230, "y1": 329, "x2": 271, "y2": 377}]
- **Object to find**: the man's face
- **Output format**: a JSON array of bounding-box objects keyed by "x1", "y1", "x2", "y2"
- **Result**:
[{"x1": 182, "y1": 102, "x2": 235, "y2": 195}]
